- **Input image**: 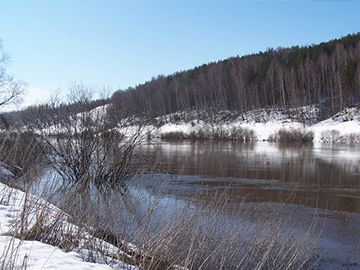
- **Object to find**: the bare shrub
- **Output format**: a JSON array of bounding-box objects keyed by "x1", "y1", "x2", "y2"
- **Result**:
[
  {"x1": 188, "y1": 127, "x2": 210, "y2": 141},
  {"x1": 160, "y1": 131, "x2": 184, "y2": 140},
  {"x1": 188, "y1": 130, "x2": 197, "y2": 140},
  {"x1": 321, "y1": 129, "x2": 360, "y2": 144},
  {"x1": 32, "y1": 86, "x2": 146, "y2": 195},
  {"x1": 320, "y1": 130, "x2": 341, "y2": 144},
  {"x1": 230, "y1": 126, "x2": 256, "y2": 142},
  {"x1": 269, "y1": 129, "x2": 314, "y2": 143},
  {"x1": 186, "y1": 126, "x2": 256, "y2": 142},
  {"x1": 0, "y1": 86, "x2": 147, "y2": 268},
  {"x1": 196, "y1": 127, "x2": 210, "y2": 140},
  {"x1": 211, "y1": 126, "x2": 228, "y2": 141},
  {"x1": 346, "y1": 133, "x2": 360, "y2": 144}
]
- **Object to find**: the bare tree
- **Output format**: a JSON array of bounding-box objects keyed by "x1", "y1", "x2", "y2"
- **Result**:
[{"x1": 0, "y1": 41, "x2": 24, "y2": 107}]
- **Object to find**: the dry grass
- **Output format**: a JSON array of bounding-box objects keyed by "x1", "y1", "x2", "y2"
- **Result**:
[
  {"x1": 0, "y1": 131, "x2": 47, "y2": 182},
  {"x1": 0, "y1": 167, "x2": 319, "y2": 270},
  {"x1": 47, "y1": 183, "x2": 318, "y2": 270},
  {"x1": 134, "y1": 197, "x2": 316, "y2": 269},
  {"x1": 0, "y1": 185, "x2": 130, "y2": 268}
]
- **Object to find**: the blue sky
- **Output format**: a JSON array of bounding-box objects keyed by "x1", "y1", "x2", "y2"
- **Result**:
[{"x1": 0, "y1": 0, "x2": 360, "y2": 107}]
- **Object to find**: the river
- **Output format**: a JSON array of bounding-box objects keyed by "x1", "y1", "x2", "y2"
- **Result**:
[
  {"x1": 33, "y1": 141, "x2": 360, "y2": 269},
  {"x1": 136, "y1": 141, "x2": 360, "y2": 212}
]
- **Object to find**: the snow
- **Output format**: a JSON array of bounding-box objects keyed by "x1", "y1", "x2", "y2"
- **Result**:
[
  {"x1": 132, "y1": 106, "x2": 360, "y2": 144},
  {"x1": 0, "y1": 237, "x2": 115, "y2": 270},
  {"x1": 236, "y1": 121, "x2": 304, "y2": 141},
  {"x1": 311, "y1": 108, "x2": 360, "y2": 143},
  {"x1": 12, "y1": 104, "x2": 360, "y2": 144},
  {"x1": 0, "y1": 181, "x2": 137, "y2": 270},
  {"x1": 158, "y1": 123, "x2": 194, "y2": 136}
]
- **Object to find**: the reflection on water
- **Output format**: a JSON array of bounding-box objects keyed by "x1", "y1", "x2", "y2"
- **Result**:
[{"x1": 137, "y1": 142, "x2": 360, "y2": 212}]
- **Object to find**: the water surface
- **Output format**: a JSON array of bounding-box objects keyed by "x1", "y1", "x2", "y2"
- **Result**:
[
  {"x1": 31, "y1": 141, "x2": 360, "y2": 269},
  {"x1": 137, "y1": 141, "x2": 360, "y2": 212}
]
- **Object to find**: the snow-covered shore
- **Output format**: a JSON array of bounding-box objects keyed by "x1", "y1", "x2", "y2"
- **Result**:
[
  {"x1": 0, "y1": 181, "x2": 138, "y2": 270},
  {"x1": 26, "y1": 104, "x2": 360, "y2": 145},
  {"x1": 129, "y1": 106, "x2": 360, "y2": 144}
]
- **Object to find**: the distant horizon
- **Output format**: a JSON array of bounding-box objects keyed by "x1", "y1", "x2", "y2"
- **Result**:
[{"x1": 1, "y1": 0, "x2": 360, "y2": 109}]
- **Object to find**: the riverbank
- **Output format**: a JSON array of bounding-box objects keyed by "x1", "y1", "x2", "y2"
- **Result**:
[
  {"x1": 0, "y1": 181, "x2": 138, "y2": 269},
  {"x1": 119, "y1": 106, "x2": 360, "y2": 144}
]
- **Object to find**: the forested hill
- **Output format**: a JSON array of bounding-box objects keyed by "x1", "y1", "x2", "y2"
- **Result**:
[
  {"x1": 2, "y1": 33, "x2": 360, "y2": 129},
  {"x1": 110, "y1": 33, "x2": 360, "y2": 119}
]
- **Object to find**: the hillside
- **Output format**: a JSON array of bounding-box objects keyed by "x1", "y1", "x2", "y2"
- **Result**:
[
  {"x1": 110, "y1": 33, "x2": 360, "y2": 121},
  {"x1": 1, "y1": 33, "x2": 360, "y2": 131}
]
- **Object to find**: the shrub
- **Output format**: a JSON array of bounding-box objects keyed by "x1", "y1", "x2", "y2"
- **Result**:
[
  {"x1": 269, "y1": 129, "x2": 314, "y2": 143},
  {"x1": 160, "y1": 131, "x2": 184, "y2": 140},
  {"x1": 230, "y1": 126, "x2": 256, "y2": 142},
  {"x1": 188, "y1": 127, "x2": 211, "y2": 141},
  {"x1": 320, "y1": 130, "x2": 341, "y2": 144},
  {"x1": 197, "y1": 127, "x2": 210, "y2": 140},
  {"x1": 188, "y1": 130, "x2": 197, "y2": 140},
  {"x1": 321, "y1": 129, "x2": 360, "y2": 144},
  {"x1": 211, "y1": 126, "x2": 228, "y2": 141},
  {"x1": 33, "y1": 87, "x2": 146, "y2": 196},
  {"x1": 186, "y1": 126, "x2": 256, "y2": 142},
  {"x1": 346, "y1": 133, "x2": 360, "y2": 144}
]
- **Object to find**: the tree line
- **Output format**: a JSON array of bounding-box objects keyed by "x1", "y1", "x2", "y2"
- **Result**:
[
  {"x1": 1, "y1": 33, "x2": 360, "y2": 129},
  {"x1": 110, "y1": 33, "x2": 360, "y2": 121},
  {"x1": 0, "y1": 89, "x2": 109, "y2": 129}
]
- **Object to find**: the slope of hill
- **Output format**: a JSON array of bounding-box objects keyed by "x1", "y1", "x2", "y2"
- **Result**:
[{"x1": 110, "y1": 33, "x2": 360, "y2": 121}]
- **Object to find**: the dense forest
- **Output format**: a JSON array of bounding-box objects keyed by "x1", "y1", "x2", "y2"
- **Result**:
[
  {"x1": 1, "y1": 33, "x2": 360, "y2": 129},
  {"x1": 110, "y1": 33, "x2": 360, "y2": 120}
]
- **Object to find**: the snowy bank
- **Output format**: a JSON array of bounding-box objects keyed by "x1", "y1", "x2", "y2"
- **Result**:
[
  {"x1": 122, "y1": 106, "x2": 360, "y2": 144},
  {"x1": 0, "y1": 181, "x2": 138, "y2": 270}
]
